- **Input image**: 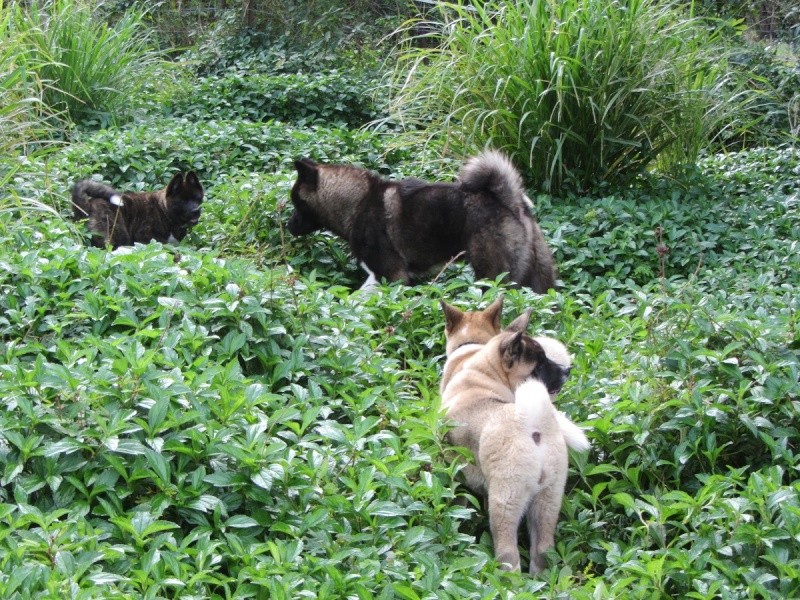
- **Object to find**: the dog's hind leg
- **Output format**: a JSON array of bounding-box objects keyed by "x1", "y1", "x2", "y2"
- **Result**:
[
  {"x1": 486, "y1": 482, "x2": 529, "y2": 572},
  {"x1": 480, "y1": 420, "x2": 539, "y2": 572},
  {"x1": 524, "y1": 227, "x2": 558, "y2": 293},
  {"x1": 461, "y1": 464, "x2": 487, "y2": 497},
  {"x1": 525, "y1": 478, "x2": 565, "y2": 574},
  {"x1": 467, "y1": 232, "x2": 527, "y2": 288},
  {"x1": 107, "y1": 213, "x2": 131, "y2": 249}
]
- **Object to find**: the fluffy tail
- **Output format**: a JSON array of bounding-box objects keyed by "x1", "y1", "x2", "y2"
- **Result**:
[
  {"x1": 556, "y1": 411, "x2": 591, "y2": 452},
  {"x1": 515, "y1": 380, "x2": 591, "y2": 452},
  {"x1": 458, "y1": 150, "x2": 528, "y2": 212},
  {"x1": 71, "y1": 180, "x2": 123, "y2": 217},
  {"x1": 514, "y1": 379, "x2": 554, "y2": 429}
]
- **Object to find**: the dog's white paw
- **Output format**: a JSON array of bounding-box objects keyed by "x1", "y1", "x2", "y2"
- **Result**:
[{"x1": 358, "y1": 262, "x2": 380, "y2": 292}]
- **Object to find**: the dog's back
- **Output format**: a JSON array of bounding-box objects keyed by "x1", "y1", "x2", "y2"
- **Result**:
[
  {"x1": 389, "y1": 179, "x2": 469, "y2": 272},
  {"x1": 387, "y1": 153, "x2": 557, "y2": 290},
  {"x1": 388, "y1": 154, "x2": 526, "y2": 276}
]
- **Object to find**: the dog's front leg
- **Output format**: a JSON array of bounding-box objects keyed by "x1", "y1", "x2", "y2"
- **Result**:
[{"x1": 358, "y1": 260, "x2": 411, "y2": 291}]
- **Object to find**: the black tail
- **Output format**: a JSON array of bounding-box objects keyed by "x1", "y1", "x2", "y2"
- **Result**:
[
  {"x1": 458, "y1": 150, "x2": 527, "y2": 212},
  {"x1": 71, "y1": 180, "x2": 123, "y2": 218}
]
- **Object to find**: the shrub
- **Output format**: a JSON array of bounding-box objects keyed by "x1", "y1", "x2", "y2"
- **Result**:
[
  {"x1": 10, "y1": 0, "x2": 166, "y2": 128},
  {"x1": 728, "y1": 43, "x2": 800, "y2": 145},
  {"x1": 693, "y1": 0, "x2": 800, "y2": 42},
  {"x1": 387, "y1": 0, "x2": 749, "y2": 192},
  {"x1": 186, "y1": 2, "x2": 396, "y2": 77},
  {"x1": 14, "y1": 118, "x2": 392, "y2": 192},
  {"x1": 168, "y1": 69, "x2": 384, "y2": 128}
]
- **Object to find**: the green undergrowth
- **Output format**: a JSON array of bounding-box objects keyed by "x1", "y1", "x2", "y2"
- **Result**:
[
  {"x1": 166, "y1": 69, "x2": 385, "y2": 128},
  {"x1": 1, "y1": 140, "x2": 798, "y2": 596},
  {"x1": 1, "y1": 16, "x2": 799, "y2": 597}
]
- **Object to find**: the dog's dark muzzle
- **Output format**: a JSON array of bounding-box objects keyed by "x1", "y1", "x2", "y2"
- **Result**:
[
  {"x1": 547, "y1": 367, "x2": 571, "y2": 395},
  {"x1": 187, "y1": 207, "x2": 202, "y2": 226},
  {"x1": 287, "y1": 210, "x2": 320, "y2": 236},
  {"x1": 532, "y1": 363, "x2": 571, "y2": 396}
]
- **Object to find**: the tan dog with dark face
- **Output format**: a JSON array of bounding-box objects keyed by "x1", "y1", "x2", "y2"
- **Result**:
[
  {"x1": 440, "y1": 299, "x2": 589, "y2": 574},
  {"x1": 440, "y1": 297, "x2": 531, "y2": 392}
]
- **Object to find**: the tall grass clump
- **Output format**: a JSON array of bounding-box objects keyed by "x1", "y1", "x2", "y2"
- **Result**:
[
  {"x1": 10, "y1": 0, "x2": 164, "y2": 128},
  {"x1": 0, "y1": 5, "x2": 60, "y2": 206},
  {"x1": 388, "y1": 0, "x2": 747, "y2": 192},
  {"x1": 0, "y1": 7, "x2": 49, "y2": 158}
]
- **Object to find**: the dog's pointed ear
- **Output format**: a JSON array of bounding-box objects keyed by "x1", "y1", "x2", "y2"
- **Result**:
[
  {"x1": 441, "y1": 301, "x2": 464, "y2": 334},
  {"x1": 185, "y1": 171, "x2": 202, "y2": 191},
  {"x1": 166, "y1": 172, "x2": 186, "y2": 197},
  {"x1": 484, "y1": 296, "x2": 503, "y2": 332},
  {"x1": 500, "y1": 331, "x2": 525, "y2": 368},
  {"x1": 294, "y1": 158, "x2": 319, "y2": 188},
  {"x1": 505, "y1": 308, "x2": 532, "y2": 333}
]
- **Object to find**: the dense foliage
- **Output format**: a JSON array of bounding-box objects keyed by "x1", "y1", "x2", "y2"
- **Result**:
[
  {"x1": 1, "y1": 2, "x2": 799, "y2": 598},
  {"x1": 3, "y1": 0, "x2": 165, "y2": 130},
  {"x1": 167, "y1": 70, "x2": 383, "y2": 128},
  {"x1": 729, "y1": 44, "x2": 800, "y2": 145},
  {"x1": 387, "y1": 0, "x2": 754, "y2": 192},
  {"x1": 694, "y1": 0, "x2": 800, "y2": 40}
]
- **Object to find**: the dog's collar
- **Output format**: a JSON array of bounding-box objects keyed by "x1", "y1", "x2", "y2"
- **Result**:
[
  {"x1": 454, "y1": 341, "x2": 482, "y2": 352},
  {"x1": 448, "y1": 342, "x2": 483, "y2": 361}
]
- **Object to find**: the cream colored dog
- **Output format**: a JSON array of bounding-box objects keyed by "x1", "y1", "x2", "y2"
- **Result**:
[{"x1": 440, "y1": 299, "x2": 590, "y2": 574}]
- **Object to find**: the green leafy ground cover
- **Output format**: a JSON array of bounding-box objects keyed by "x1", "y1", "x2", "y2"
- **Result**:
[{"x1": 1, "y1": 18, "x2": 800, "y2": 600}]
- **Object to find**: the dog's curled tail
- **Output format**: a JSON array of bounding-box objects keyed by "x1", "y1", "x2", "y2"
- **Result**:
[
  {"x1": 514, "y1": 379, "x2": 555, "y2": 429},
  {"x1": 458, "y1": 150, "x2": 527, "y2": 210},
  {"x1": 556, "y1": 411, "x2": 591, "y2": 452},
  {"x1": 71, "y1": 180, "x2": 123, "y2": 217}
]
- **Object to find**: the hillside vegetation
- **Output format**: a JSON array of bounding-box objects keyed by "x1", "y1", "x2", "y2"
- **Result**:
[{"x1": 0, "y1": 1, "x2": 799, "y2": 598}]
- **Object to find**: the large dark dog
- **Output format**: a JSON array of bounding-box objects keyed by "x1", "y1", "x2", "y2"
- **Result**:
[
  {"x1": 287, "y1": 151, "x2": 557, "y2": 292},
  {"x1": 71, "y1": 172, "x2": 203, "y2": 248}
]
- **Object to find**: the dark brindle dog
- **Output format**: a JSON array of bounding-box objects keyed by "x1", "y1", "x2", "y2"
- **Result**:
[{"x1": 71, "y1": 172, "x2": 203, "y2": 248}]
